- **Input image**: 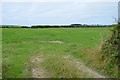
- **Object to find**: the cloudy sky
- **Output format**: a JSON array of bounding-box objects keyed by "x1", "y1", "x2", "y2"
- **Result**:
[{"x1": 1, "y1": 0, "x2": 118, "y2": 26}]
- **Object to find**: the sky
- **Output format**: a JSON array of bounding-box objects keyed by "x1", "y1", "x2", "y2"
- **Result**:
[
  {"x1": 1, "y1": 0, "x2": 119, "y2": 2},
  {"x1": 119, "y1": 1, "x2": 120, "y2": 19},
  {"x1": 0, "y1": 0, "x2": 118, "y2": 26}
]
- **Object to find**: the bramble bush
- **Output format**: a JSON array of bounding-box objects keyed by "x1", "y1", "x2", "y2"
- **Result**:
[{"x1": 101, "y1": 21, "x2": 120, "y2": 77}]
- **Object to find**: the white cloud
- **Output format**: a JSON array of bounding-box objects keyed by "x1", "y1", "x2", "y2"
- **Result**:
[
  {"x1": 1, "y1": 2, "x2": 117, "y2": 25},
  {"x1": 1, "y1": 0, "x2": 119, "y2": 2}
]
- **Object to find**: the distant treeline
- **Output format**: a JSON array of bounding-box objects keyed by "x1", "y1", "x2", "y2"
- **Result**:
[{"x1": 0, "y1": 24, "x2": 117, "y2": 28}]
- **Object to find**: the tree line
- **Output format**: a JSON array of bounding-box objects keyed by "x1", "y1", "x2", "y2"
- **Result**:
[{"x1": 0, "y1": 24, "x2": 117, "y2": 28}]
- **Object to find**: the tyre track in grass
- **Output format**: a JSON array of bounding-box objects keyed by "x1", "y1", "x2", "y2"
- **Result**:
[
  {"x1": 63, "y1": 55, "x2": 106, "y2": 78},
  {"x1": 30, "y1": 55, "x2": 49, "y2": 78},
  {"x1": 30, "y1": 54, "x2": 106, "y2": 78}
]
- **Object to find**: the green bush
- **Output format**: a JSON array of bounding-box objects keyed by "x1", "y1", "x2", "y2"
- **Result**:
[
  {"x1": 101, "y1": 22, "x2": 119, "y2": 78},
  {"x1": 102, "y1": 23, "x2": 119, "y2": 59}
]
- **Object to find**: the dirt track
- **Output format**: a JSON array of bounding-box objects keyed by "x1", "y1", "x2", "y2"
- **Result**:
[{"x1": 31, "y1": 55, "x2": 106, "y2": 78}]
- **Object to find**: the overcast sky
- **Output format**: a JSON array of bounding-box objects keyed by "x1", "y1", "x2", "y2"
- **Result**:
[
  {"x1": 1, "y1": 1, "x2": 118, "y2": 26},
  {"x1": 1, "y1": 0, "x2": 119, "y2": 2}
]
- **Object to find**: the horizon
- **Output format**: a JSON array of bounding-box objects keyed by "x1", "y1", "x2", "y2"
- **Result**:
[{"x1": 0, "y1": 23, "x2": 117, "y2": 27}]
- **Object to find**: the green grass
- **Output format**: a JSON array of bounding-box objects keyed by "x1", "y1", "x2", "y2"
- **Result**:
[
  {"x1": 2, "y1": 28, "x2": 116, "y2": 78},
  {"x1": 2, "y1": 28, "x2": 110, "y2": 46},
  {"x1": 42, "y1": 55, "x2": 91, "y2": 78}
]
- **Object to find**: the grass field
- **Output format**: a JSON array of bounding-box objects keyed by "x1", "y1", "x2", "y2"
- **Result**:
[{"x1": 2, "y1": 28, "x2": 118, "y2": 78}]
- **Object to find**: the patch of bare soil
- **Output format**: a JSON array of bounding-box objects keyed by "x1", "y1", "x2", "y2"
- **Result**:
[
  {"x1": 49, "y1": 41, "x2": 64, "y2": 43},
  {"x1": 63, "y1": 55, "x2": 106, "y2": 78},
  {"x1": 30, "y1": 55, "x2": 49, "y2": 78},
  {"x1": 9, "y1": 40, "x2": 64, "y2": 45},
  {"x1": 39, "y1": 41, "x2": 64, "y2": 43},
  {"x1": 38, "y1": 40, "x2": 64, "y2": 43}
]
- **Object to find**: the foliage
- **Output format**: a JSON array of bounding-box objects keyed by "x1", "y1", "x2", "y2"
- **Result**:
[
  {"x1": 0, "y1": 25, "x2": 22, "y2": 28},
  {"x1": 102, "y1": 24, "x2": 119, "y2": 60},
  {"x1": 101, "y1": 23, "x2": 119, "y2": 77},
  {"x1": 30, "y1": 24, "x2": 115, "y2": 28}
]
